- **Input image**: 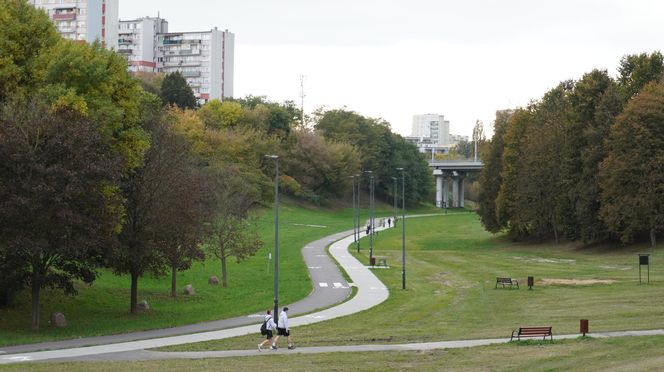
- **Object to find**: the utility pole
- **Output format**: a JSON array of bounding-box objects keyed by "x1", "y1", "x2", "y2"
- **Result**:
[{"x1": 299, "y1": 75, "x2": 306, "y2": 127}]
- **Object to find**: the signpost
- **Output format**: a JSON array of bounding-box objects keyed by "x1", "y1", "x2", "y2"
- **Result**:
[{"x1": 639, "y1": 254, "x2": 650, "y2": 284}]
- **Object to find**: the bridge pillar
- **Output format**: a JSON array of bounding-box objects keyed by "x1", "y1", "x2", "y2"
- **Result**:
[
  {"x1": 434, "y1": 170, "x2": 443, "y2": 208},
  {"x1": 442, "y1": 176, "x2": 449, "y2": 209},
  {"x1": 452, "y1": 172, "x2": 465, "y2": 208}
]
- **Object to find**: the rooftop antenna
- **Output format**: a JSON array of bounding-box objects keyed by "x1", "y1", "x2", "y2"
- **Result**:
[{"x1": 299, "y1": 75, "x2": 306, "y2": 127}]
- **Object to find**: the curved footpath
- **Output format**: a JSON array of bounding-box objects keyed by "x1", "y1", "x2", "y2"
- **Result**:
[{"x1": 0, "y1": 226, "x2": 390, "y2": 364}]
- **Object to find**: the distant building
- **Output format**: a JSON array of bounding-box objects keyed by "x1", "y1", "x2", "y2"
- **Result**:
[
  {"x1": 157, "y1": 28, "x2": 235, "y2": 104},
  {"x1": 31, "y1": 0, "x2": 119, "y2": 50},
  {"x1": 118, "y1": 17, "x2": 168, "y2": 72},
  {"x1": 411, "y1": 114, "x2": 450, "y2": 145}
]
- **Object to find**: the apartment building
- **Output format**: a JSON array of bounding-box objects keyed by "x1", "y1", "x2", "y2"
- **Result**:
[
  {"x1": 118, "y1": 17, "x2": 168, "y2": 72},
  {"x1": 412, "y1": 114, "x2": 451, "y2": 145},
  {"x1": 157, "y1": 28, "x2": 235, "y2": 103},
  {"x1": 31, "y1": 0, "x2": 119, "y2": 50}
]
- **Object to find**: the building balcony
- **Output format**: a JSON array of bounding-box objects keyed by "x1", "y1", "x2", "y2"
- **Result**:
[
  {"x1": 118, "y1": 38, "x2": 133, "y2": 45},
  {"x1": 162, "y1": 39, "x2": 182, "y2": 45},
  {"x1": 117, "y1": 49, "x2": 133, "y2": 55},
  {"x1": 181, "y1": 71, "x2": 201, "y2": 78},
  {"x1": 53, "y1": 13, "x2": 76, "y2": 21}
]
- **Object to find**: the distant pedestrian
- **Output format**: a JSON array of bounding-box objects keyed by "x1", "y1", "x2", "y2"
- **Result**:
[
  {"x1": 366, "y1": 224, "x2": 370, "y2": 235},
  {"x1": 258, "y1": 309, "x2": 276, "y2": 351},
  {"x1": 273, "y1": 307, "x2": 295, "y2": 350},
  {"x1": 388, "y1": 218, "x2": 391, "y2": 228}
]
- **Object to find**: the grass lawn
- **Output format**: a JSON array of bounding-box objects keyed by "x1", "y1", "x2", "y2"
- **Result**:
[
  {"x1": 0, "y1": 198, "x2": 441, "y2": 347},
  {"x1": 3, "y1": 336, "x2": 664, "y2": 371},
  {"x1": 163, "y1": 212, "x2": 664, "y2": 351}
]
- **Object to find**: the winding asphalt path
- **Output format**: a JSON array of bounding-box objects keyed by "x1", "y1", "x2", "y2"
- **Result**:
[{"x1": 0, "y1": 225, "x2": 390, "y2": 364}]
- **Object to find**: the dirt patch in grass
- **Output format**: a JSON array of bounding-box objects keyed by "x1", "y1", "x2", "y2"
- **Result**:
[{"x1": 540, "y1": 278, "x2": 616, "y2": 286}]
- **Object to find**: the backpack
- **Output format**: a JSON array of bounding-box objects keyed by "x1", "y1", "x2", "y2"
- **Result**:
[{"x1": 260, "y1": 320, "x2": 268, "y2": 335}]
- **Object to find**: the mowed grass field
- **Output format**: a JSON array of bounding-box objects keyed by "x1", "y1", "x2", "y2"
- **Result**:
[
  {"x1": 0, "y1": 199, "x2": 440, "y2": 347},
  {"x1": 164, "y1": 212, "x2": 664, "y2": 351}
]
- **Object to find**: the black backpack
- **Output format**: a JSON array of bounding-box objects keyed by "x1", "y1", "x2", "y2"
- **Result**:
[{"x1": 260, "y1": 319, "x2": 268, "y2": 335}]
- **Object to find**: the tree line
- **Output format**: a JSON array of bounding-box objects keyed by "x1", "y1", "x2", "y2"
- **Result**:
[
  {"x1": 478, "y1": 51, "x2": 664, "y2": 247},
  {"x1": 0, "y1": 1, "x2": 432, "y2": 329}
]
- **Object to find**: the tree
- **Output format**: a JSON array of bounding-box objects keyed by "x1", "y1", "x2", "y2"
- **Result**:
[
  {"x1": 198, "y1": 99, "x2": 244, "y2": 129},
  {"x1": 0, "y1": 101, "x2": 123, "y2": 329},
  {"x1": 0, "y1": 0, "x2": 60, "y2": 102},
  {"x1": 478, "y1": 110, "x2": 512, "y2": 233},
  {"x1": 108, "y1": 106, "x2": 214, "y2": 313},
  {"x1": 160, "y1": 71, "x2": 197, "y2": 109},
  {"x1": 617, "y1": 52, "x2": 664, "y2": 101},
  {"x1": 600, "y1": 81, "x2": 664, "y2": 247},
  {"x1": 134, "y1": 72, "x2": 165, "y2": 96},
  {"x1": 207, "y1": 168, "x2": 263, "y2": 288}
]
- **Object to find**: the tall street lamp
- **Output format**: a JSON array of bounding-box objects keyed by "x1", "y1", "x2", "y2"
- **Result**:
[
  {"x1": 265, "y1": 155, "x2": 280, "y2": 322},
  {"x1": 391, "y1": 177, "x2": 397, "y2": 228},
  {"x1": 364, "y1": 170, "x2": 374, "y2": 264},
  {"x1": 350, "y1": 175, "x2": 357, "y2": 244},
  {"x1": 397, "y1": 167, "x2": 406, "y2": 290},
  {"x1": 356, "y1": 174, "x2": 361, "y2": 253}
]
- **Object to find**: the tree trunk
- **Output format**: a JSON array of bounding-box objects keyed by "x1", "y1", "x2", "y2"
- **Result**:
[
  {"x1": 171, "y1": 266, "x2": 177, "y2": 297},
  {"x1": 651, "y1": 228, "x2": 657, "y2": 248},
  {"x1": 221, "y1": 256, "x2": 228, "y2": 288},
  {"x1": 130, "y1": 271, "x2": 139, "y2": 314},
  {"x1": 31, "y1": 274, "x2": 41, "y2": 330}
]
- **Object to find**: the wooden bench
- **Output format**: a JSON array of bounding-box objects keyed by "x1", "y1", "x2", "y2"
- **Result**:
[
  {"x1": 510, "y1": 326, "x2": 553, "y2": 341},
  {"x1": 374, "y1": 256, "x2": 387, "y2": 267},
  {"x1": 495, "y1": 277, "x2": 519, "y2": 289}
]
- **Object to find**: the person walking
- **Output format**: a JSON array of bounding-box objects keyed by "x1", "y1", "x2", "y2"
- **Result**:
[
  {"x1": 258, "y1": 309, "x2": 276, "y2": 351},
  {"x1": 272, "y1": 307, "x2": 294, "y2": 350},
  {"x1": 387, "y1": 218, "x2": 391, "y2": 228}
]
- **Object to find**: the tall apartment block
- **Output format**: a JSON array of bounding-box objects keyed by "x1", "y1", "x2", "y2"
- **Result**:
[
  {"x1": 31, "y1": 0, "x2": 119, "y2": 50},
  {"x1": 157, "y1": 28, "x2": 235, "y2": 103},
  {"x1": 412, "y1": 114, "x2": 451, "y2": 145},
  {"x1": 118, "y1": 17, "x2": 169, "y2": 72}
]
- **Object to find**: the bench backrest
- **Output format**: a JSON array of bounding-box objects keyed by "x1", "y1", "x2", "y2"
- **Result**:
[
  {"x1": 519, "y1": 327, "x2": 552, "y2": 335},
  {"x1": 497, "y1": 277, "x2": 513, "y2": 283}
]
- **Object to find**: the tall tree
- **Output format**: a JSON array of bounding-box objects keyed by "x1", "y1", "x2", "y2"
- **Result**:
[
  {"x1": 0, "y1": 0, "x2": 60, "y2": 102},
  {"x1": 478, "y1": 110, "x2": 512, "y2": 233},
  {"x1": 600, "y1": 81, "x2": 664, "y2": 247},
  {"x1": 0, "y1": 101, "x2": 123, "y2": 329},
  {"x1": 617, "y1": 52, "x2": 664, "y2": 101},
  {"x1": 160, "y1": 71, "x2": 197, "y2": 109}
]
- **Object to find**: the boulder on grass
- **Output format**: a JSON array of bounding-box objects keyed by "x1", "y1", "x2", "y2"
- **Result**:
[
  {"x1": 183, "y1": 284, "x2": 195, "y2": 295},
  {"x1": 50, "y1": 312, "x2": 67, "y2": 327},
  {"x1": 208, "y1": 276, "x2": 219, "y2": 285},
  {"x1": 137, "y1": 300, "x2": 149, "y2": 311}
]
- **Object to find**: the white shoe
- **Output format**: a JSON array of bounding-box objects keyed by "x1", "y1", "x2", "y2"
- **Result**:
[{"x1": 258, "y1": 344, "x2": 262, "y2": 351}]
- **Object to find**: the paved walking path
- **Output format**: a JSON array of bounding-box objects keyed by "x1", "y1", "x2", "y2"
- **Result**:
[{"x1": 0, "y1": 226, "x2": 391, "y2": 364}]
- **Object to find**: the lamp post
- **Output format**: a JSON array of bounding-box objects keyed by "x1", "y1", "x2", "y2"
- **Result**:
[
  {"x1": 356, "y1": 174, "x2": 361, "y2": 253},
  {"x1": 265, "y1": 155, "x2": 280, "y2": 322},
  {"x1": 391, "y1": 177, "x2": 397, "y2": 228},
  {"x1": 364, "y1": 170, "x2": 374, "y2": 264},
  {"x1": 350, "y1": 175, "x2": 357, "y2": 244},
  {"x1": 397, "y1": 167, "x2": 406, "y2": 290}
]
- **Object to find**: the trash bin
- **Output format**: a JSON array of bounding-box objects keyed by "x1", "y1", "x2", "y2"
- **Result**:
[
  {"x1": 580, "y1": 319, "x2": 589, "y2": 336},
  {"x1": 370, "y1": 257, "x2": 376, "y2": 266}
]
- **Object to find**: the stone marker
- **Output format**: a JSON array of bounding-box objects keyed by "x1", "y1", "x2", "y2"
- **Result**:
[
  {"x1": 183, "y1": 284, "x2": 195, "y2": 295},
  {"x1": 137, "y1": 300, "x2": 149, "y2": 311},
  {"x1": 208, "y1": 276, "x2": 219, "y2": 285},
  {"x1": 50, "y1": 312, "x2": 67, "y2": 327}
]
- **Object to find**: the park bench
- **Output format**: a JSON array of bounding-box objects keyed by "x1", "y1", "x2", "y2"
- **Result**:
[
  {"x1": 495, "y1": 277, "x2": 519, "y2": 289},
  {"x1": 374, "y1": 256, "x2": 387, "y2": 267},
  {"x1": 510, "y1": 326, "x2": 553, "y2": 341}
]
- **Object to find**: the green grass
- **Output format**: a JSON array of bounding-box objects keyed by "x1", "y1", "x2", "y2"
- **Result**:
[
  {"x1": 3, "y1": 336, "x2": 664, "y2": 371},
  {"x1": 163, "y1": 212, "x2": 664, "y2": 351},
  {"x1": 0, "y1": 198, "x2": 443, "y2": 346}
]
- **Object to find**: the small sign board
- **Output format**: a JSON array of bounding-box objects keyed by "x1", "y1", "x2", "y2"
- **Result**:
[{"x1": 638, "y1": 254, "x2": 651, "y2": 284}]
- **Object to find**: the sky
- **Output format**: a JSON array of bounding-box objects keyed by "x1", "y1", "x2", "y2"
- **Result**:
[{"x1": 121, "y1": 0, "x2": 664, "y2": 138}]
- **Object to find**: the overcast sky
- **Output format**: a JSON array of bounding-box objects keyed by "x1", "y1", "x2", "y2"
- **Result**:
[{"x1": 122, "y1": 1, "x2": 664, "y2": 137}]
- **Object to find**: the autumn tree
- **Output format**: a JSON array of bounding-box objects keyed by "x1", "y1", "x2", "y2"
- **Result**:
[
  {"x1": 600, "y1": 81, "x2": 664, "y2": 247},
  {"x1": 0, "y1": 101, "x2": 123, "y2": 328},
  {"x1": 478, "y1": 110, "x2": 512, "y2": 233}
]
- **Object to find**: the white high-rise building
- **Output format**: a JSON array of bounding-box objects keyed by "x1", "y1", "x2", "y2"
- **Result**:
[
  {"x1": 157, "y1": 28, "x2": 235, "y2": 104},
  {"x1": 118, "y1": 17, "x2": 168, "y2": 72},
  {"x1": 412, "y1": 114, "x2": 450, "y2": 145},
  {"x1": 31, "y1": 0, "x2": 119, "y2": 50}
]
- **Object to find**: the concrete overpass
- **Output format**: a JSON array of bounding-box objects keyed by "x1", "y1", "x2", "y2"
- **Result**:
[{"x1": 428, "y1": 160, "x2": 483, "y2": 208}]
